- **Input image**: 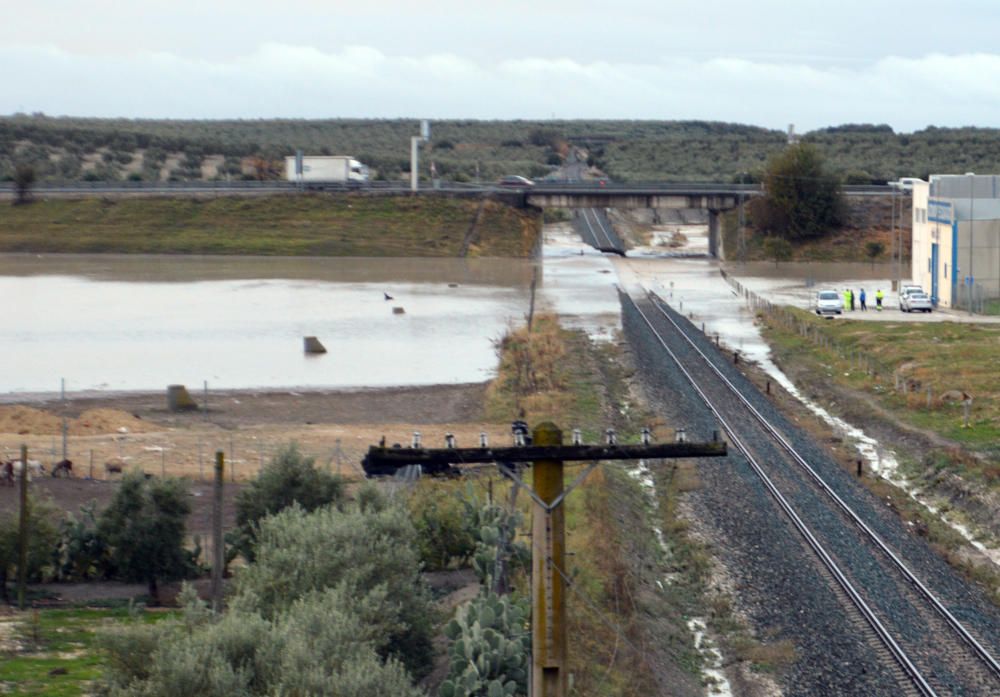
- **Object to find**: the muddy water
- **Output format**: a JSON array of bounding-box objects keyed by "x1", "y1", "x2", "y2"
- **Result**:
[
  {"x1": 2, "y1": 244, "x2": 622, "y2": 395},
  {"x1": 2, "y1": 254, "x2": 537, "y2": 394}
]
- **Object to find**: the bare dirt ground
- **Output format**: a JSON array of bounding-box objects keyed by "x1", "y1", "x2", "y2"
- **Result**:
[{"x1": 0, "y1": 383, "x2": 511, "y2": 603}]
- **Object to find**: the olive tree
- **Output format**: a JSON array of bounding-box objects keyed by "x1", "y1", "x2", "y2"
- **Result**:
[
  {"x1": 13, "y1": 163, "x2": 35, "y2": 204},
  {"x1": 100, "y1": 488, "x2": 434, "y2": 695},
  {"x1": 235, "y1": 486, "x2": 436, "y2": 677},
  {"x1": 0, "y1": 496, "x2": 60, "y2": 604},
  {"x1": 230, "y1": 443, "x2": 345, "y2": 562},
  {"x1": 97, "y1": 472, "x2": 193, "y2": 604},
  {"x1": 754, "y1": 143, "x2": 845, "y2": 240}
]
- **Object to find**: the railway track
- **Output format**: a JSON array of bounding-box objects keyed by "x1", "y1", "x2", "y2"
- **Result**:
[
  {"x1": 576, "y1": 208, "x2": 626, "y2": 255},
  {"x1": 624, "y1": 289, "x2": 1000, "y2": 696}
]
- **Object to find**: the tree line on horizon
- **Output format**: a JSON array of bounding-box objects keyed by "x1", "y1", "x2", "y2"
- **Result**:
[{"x1": 2, "y1": 114, "x2": 1000, "y2": 184}]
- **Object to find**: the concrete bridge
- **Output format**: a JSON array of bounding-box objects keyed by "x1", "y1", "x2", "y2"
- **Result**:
[
  {"x1": 521, "y1": 183, "x2": 758, "y2": 257},
  {"x1": 513, "y1": 182, "x2": 891, "y2": 258}
]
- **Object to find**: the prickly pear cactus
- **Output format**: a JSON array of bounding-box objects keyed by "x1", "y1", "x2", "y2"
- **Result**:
[{"x1": 439, "y1": 592, "x2": 530, "y2": 697}]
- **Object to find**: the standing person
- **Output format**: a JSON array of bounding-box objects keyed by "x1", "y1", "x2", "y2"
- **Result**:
[
  {"x1": 849, "y1": 289, "x2": 855, "y2": 311},
  {"x1": 860, "y1": 288, "x2": 867, "y2": 311},
  {"x1": 843, "y1": 288, "x2": 850, "y2": 312},
  {"x1": 876, "y1": 288, "x2": 884, "y2": 311}
]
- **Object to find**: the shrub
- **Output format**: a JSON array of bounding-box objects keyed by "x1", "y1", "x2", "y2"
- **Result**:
[
  {"x1": 409, "y1": 481, "x2": 476, "y2": 570},
  {"x1": 101, "y1": 584, "x2": 426, "y2": 697},
  {"x1": 230, "y1": 443, "x2": 345, "y2": 562},
  {"x1": 235, "y1": 487, "x2": 436, "y2": 677}
]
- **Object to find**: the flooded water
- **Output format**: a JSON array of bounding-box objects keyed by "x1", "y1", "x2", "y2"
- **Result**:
[
  {"x1": 2, "y1": 254, "x2": 539, "y2": 395},
  {"x1": 2, "y1": 242, "x2": 622, "y2": 396}
]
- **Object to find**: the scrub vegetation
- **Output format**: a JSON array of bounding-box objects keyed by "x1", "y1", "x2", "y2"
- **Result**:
[
  {"x1": 0, "y1": 194, "x2": 541, "y2": 257},
  {"x1": 4, "y1": 115, "x2": 1000, "y2": 184}
]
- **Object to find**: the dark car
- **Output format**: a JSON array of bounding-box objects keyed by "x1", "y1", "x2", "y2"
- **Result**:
[{"x1": 497, "y1": 175, "x2": 534, "y2": 187}]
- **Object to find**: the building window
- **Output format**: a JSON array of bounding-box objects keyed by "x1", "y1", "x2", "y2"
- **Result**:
[{"x1": 944, "y1": 264, "x2": 948, "y2": 279}]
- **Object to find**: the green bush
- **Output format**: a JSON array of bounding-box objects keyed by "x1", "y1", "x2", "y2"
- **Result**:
[
  {"x1": 230, "y1": 443, "x2": 345, "y2": 562},
  {"x1": 101, "y1": 491, "x2": 435, "y2": 695},
  {"x1": 235, "y1": 487, "x2": 436, "y2": 677},
  {"x1": 409, "y1": 483, "x2": 476, "y2": 570},
  {"x1": 0, "y1": 494, "x2": 60, "y2": 603}
]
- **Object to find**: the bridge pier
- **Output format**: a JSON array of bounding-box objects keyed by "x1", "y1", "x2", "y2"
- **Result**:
[{"x1": 709, "y1": 210, "x2": 721, "y2": 259}]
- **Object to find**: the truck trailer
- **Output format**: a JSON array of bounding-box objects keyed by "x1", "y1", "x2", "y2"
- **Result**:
[{"x1": 285, "y1": 155, "x2": 369, "y2": 185}]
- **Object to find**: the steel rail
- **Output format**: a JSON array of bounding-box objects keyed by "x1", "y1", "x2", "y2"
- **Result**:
[
  {"x1": 646, "y1": 291, "x2": 1000, "y2": 683},
  {"x1": 581, "y1": 207, "x2": 618, "y2": 251},
  {"x1": 624, "y1": 292, "x2": 938, "y2": 696}
]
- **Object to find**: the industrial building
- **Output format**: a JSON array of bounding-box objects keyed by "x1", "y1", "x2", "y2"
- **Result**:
[{"x1": 911, "y1": 175, "x2": 1000, "y2": 310}]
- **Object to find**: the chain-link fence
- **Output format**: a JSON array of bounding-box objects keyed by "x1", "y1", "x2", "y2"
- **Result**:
[{"x1": 950, "y1": 281, "x2": 1000, "y2": 315}]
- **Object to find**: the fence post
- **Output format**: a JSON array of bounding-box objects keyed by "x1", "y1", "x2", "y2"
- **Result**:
[
  {"x1": 211, "y1": 451, "x2": 225, "y2": 613},
  {"x1": 18, "y1": 444, "x2": 29, "y2": 610}
]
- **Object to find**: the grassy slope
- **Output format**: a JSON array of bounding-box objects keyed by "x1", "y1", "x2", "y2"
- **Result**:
[
  {"x1": 0, "y1": 607, "x2": 172, "y2": 697},
  {"x1": 0, "y1": 195, "x2": 540, "y2": 257},
  {"x1": 760, "y1": 308, "x2": 1000, "y2": 601},
  {"x1": 765, "y1": 309, "x2": 1000, "y2": 463}
]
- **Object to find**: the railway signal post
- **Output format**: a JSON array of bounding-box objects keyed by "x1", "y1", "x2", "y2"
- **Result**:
[{"x1": 364, "y1": 422, "x2": 727, "y2": 697}]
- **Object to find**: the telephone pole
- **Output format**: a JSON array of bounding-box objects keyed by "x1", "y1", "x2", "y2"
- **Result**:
[{"x1": 364, "y1": 423, "x2": 727, "y2": 697}]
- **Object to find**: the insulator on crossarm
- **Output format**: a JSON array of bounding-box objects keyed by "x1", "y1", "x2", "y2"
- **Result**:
[
  {"x1": 605, "y1": 428, "x2": 617, "y2": 445},
  {"x1": 480, "y1": 432, "x2": 488, "y2": 448},
  {"x1": 445, "y1": 433, "x2": 456, "y2": 449},
  {"x1": 514, "y1": 431, "x2": 525, "y2": 446},
  {"x1": 412, "y1": 431, "x2": 422, "y2": 448},
  {"x1": 641, "y1": 427, "x2": 651, "y2": 445},
  {"x1": 674, "y1": 428, "x2": 687, "y2": 443},
  {"x1": 572, "y1": 428, "x2": 582, "y2": 445}
]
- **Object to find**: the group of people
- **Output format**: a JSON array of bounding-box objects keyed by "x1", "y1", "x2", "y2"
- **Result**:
[{"x1": 842, "y1": 288, "x2": 884, "y2": 311}]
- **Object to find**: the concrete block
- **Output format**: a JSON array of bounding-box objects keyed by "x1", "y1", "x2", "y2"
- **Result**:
[
  {"x1": 304, "y1": 336, "x2": 327, "y2": 354},
  {"x1": 167, "y1": 384, "x2": 199, "y2": 412}
]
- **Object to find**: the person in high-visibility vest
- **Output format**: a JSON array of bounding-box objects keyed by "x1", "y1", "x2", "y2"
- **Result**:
[
  {"x1": 843, "y1": 289, "x2": 851, "y2": 311},
  {"x1": 876, "y1": 288, "x2": 884, "y2": 311}
]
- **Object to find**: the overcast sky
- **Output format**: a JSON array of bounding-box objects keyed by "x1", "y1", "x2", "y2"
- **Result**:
[{"x1": 4, "y1": 0, "x2": 1000, "y2": 132}]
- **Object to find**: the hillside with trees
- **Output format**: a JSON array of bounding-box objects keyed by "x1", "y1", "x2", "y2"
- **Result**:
[{"x1": 3, "y1": 115, "x2": 1000, "y2": 184}]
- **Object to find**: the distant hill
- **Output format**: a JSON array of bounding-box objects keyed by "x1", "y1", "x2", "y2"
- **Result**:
[{"x1": 2, "y1": 115, "x2": 998, "y2": 184}]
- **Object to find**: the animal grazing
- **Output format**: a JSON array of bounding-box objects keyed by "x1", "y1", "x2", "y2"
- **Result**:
[
  {"x1": 51, "y1": 459, "x2": 73, "y2": 478},
  {"x1": 2, "y1": 459, "x2": 45, "y2": 481},
  {"x1": 104, "y1": 459, "x2": 125, "y2": 476}
]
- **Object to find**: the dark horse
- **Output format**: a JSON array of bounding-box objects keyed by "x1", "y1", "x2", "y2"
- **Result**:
[{"x1": 51, "y1": 459, "x2": 73, "y2": 478}]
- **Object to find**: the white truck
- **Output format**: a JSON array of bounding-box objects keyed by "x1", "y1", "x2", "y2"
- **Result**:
[{"x1": 285, "y1": 155, "x2": 369, "y2": 186}]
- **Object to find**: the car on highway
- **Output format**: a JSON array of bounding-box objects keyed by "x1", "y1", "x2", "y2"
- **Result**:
[
  {"x1": 497, "y1": 175, "x2": 534, "y2": 187},
  {"x1": 900, "y1": 291, "x2": 933, "y2": 313},
  {"x1": 889, "y1": 177, "x2": 925, "y2": 191},
  {"x1": 815, "y1": 290, "x2": 843, "y2": 316}
]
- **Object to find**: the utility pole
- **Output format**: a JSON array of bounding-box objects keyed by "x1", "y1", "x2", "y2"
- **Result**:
[
  {"x1": 410, "y1": 120, "x2": 430, "y2": 192},
  {"x1": 531, "y1": 423, "x2": 567, "y2": 695},
  {"x1": 364, "y1": 424, "x2": 727, "y2": 697}
]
